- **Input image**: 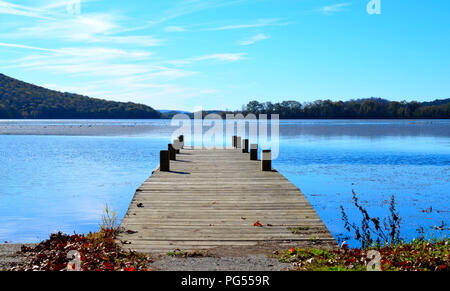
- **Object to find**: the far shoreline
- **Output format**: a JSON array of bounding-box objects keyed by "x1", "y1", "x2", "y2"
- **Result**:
[{"x1": 0, "y1": 119, "x2": 448, "y2": 138}]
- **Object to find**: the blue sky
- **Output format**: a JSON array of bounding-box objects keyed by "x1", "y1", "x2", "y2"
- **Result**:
[{"x1": 0, "y1": 0, "x2": 449, "y2": 111}]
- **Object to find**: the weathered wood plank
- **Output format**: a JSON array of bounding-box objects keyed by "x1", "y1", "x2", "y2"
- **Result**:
[{"x1": 119, "y1": 148, "x2": 336, "y2": 253}]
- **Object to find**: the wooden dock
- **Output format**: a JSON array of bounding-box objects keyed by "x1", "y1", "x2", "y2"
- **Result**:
[{"x1": 118, "y1": 148, "x2": 336, "y2": 254}]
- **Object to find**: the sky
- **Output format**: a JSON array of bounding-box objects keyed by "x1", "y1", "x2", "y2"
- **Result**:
[{"x1": 0, "y1": 0, "x2": 449, "y2": 111}]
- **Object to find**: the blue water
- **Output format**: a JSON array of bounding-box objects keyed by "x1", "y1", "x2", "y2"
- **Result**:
[{"x1": 0, "y1": 120, "x2": 449, "y2": 245}]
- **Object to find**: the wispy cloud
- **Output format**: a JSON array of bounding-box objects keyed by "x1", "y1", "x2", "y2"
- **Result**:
[
  {"x1": 112, "y1": 0, "x2": 251, "y2": 35},
  {"x1": 0, "y1": 0, "x2": 95, "y2": 19},
  {"x1": 165, "y1": 53, "x2": 247, "y2": 66},
  {"x1": 164, "y1": 26, "x2": 186, "y2": 32},
  {"x1": 0, "y1": 41, "x2": 56, "y2": 52},
  {"x1": 0, "y1": 0, "x2": 51, "y2": 19},
  {"x1": 321, "y1": 3, "x2": 351, "y2": 14},
  {"x1": 9, "y1": 47, "x2": 163, "y2": 77},
  {"x1": 6, "y1": 13, "x2": 163, "y2": 47},
  {"x1": 42, "y1": 0, "x2": 93, "y2": 10},
  {"x1": 193, "y1": 53, "x2": 247, "y2": 62},
  {"x1": 146, "y1": 0, "x2": 249, "y2": 26},
  {"x1": 18, "y1": 13, "x2": 116, "y2": 39},
  {"x1": 0, "y1": 1, "x2": 162, "y2": 47},
  {"x1": 238, "y1": 33, "x2": 270, "y2": 45},
  {"x1": 208, "y1": 18, "x2": 284, "y2": 31}
]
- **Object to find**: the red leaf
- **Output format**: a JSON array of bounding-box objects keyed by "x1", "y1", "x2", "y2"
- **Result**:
[{"x1": 253, "y1": 221, "x2": 263, "y2": 227}]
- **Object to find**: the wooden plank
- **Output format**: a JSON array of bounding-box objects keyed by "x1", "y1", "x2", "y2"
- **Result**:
[{"x1": 119, "y1": 148, "x2": 336, "y2": 253}]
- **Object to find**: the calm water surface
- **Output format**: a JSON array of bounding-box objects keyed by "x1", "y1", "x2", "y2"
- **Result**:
[{"x1": 0, "y1": 120, "x2": 448, "y2": 245}]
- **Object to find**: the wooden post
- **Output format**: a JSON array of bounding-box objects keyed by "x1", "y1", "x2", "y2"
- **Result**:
[
  {"x1": 236, "y1": 137, "x2": 242, "y2": 149},
  {"x1": 242, "y1": 139, "x2": 249, "y2": 153},
  {"x1": 160, "y1": 150, "x2": 170, "y2": 172},
  {"x1": 261, "y1": 150, "x2": 272, "y2": 171},
  {"x1": 168, "y1": 144, "x2": 176, "y2": 161},
  {"x1": 178, "y1": 135, "x2": 184, "y2": 149},
  {"x1": 173, "y1": 140, "x2": 181, "y2": 154},
  {"x1": 250, "y1": 144, "x2": 258, "y2": 160}
]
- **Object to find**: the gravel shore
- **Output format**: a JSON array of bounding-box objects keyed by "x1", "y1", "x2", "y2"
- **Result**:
[
  {"x1": 1, "y1": 243, "x2": 292, "y2": 271},
  {"x1": 0, "y1": 244, "x2": 35, "y2": 270},
  {"x1": 151, "y1": 255, "x2": 292, "y2": 271}
]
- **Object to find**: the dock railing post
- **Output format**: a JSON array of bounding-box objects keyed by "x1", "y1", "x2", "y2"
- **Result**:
[
  {"x1": 242, "y1": 139, "x2": 249, "y2": 153},
  {"x1": 173, "y1": 140, "x2": 181, "y2": 154},
  {"x1": 160, "y1": 150, "x2": 170, "y2": 172},
  {"x1": 168, "y1": 144, "x2": 177, "y2": 161},
  {"x1": 261, "y1": 150, "x2": 272, "y2": 171},
  {"x1": 232, "y1": 136, "x2": 237, "y2": 148},
  {"x1": 236, "y1": 137, "x2": 242, "y2": 149},
  {"x1": 178, "y1": 135, "x2": 184, "y2": 149},
  {"x1": 250, "y1": 144, "x2": 258, "y2": 160}
]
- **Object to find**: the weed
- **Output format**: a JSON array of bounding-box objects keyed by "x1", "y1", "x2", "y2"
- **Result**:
[
  {"x1": 100, "y1": 203, "x2": 118, "y2": 236},
  {"x1": 166, "y1": 249, "x2": 186, "y2": 257},
  {"x1": 288, "y1": 226, "x2": 310, "y2": 234},
  {"x1": 279, "y1": 239, "x2": 449, "y2": 271},
  {"x1": 166, "y1": 249, "x2": 210, "y2": 258},
  {"x1": 341, "y1": 190, "x2": 401, "y2": 248}
]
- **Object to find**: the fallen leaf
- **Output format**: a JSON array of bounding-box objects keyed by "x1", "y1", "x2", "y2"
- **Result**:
[{"x1": 254, "y1": 221, "x2": 263, "y2": 227}]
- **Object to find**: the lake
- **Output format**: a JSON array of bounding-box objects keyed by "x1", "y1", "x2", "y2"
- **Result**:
[{"x1": 0, "y1": 119, "x2": 449, "y2": 246}]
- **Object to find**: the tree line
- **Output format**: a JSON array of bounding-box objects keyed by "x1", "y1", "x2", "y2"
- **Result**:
[{"x1": 235, "y1": 98, "x2": 450, "y2": 119}]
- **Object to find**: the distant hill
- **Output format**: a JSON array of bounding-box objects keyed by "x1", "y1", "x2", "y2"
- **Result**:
[
  {"x1": 421, "y1": 98, "x2": 450, "y2": 107},
  {"x1": 159, "y1": 110, "x2": 191, "y2": 114},
  {"x1": 159, "y1": 110, "x2": 192, "y2": 119},
  {"x1": 0, "y1": 73, "x2": 161, "y2": 119},
  {"x1": 346, "y1": 97, "x2": 391, "y2": 105}
]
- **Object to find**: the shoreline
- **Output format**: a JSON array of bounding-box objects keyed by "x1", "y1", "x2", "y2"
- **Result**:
[{"x1": 1, "y1": 120, "x2": 449, "y2": 138}]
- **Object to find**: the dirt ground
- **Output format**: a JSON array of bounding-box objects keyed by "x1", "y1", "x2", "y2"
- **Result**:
[{"x1": 148, "y1": 240, "x2": 337, "y2": 271}]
